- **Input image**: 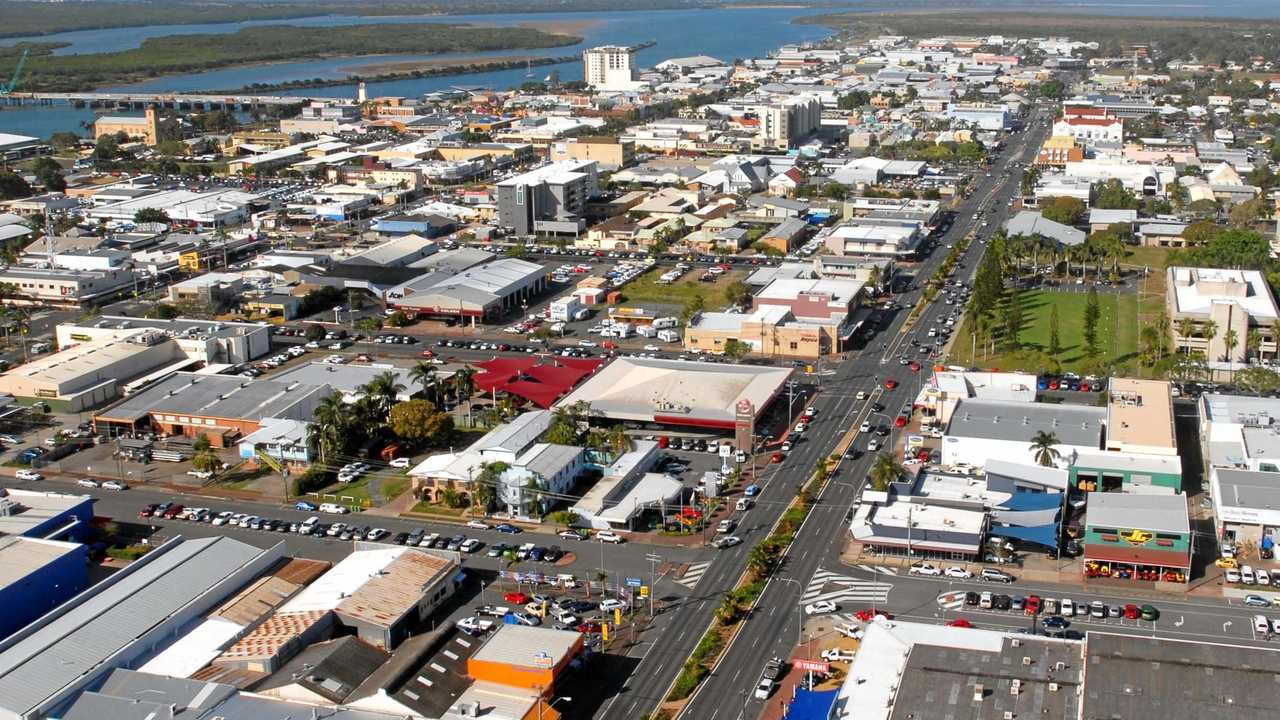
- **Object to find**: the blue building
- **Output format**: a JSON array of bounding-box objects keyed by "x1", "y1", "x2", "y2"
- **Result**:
[
  {"x1": 0, "y1": 488, "x2": 96, "y2": 542},
  {"x1": 0, "y1": 536, "x2": 88, "y2": 641}
]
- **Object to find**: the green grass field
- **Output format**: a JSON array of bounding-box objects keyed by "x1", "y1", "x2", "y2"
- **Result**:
[
  {"x1": 952, "y1": 289, "x2": 1140, "y2": 372},
  {"x1": 619, "y1": 267, "x2": 746, "y2": 310}
]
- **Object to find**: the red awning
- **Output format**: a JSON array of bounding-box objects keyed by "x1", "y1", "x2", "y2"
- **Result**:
[
  {"x1": 471, "y1": 356, "x2": 602, "y2": 408},
  {"x1": 1084, "y1": 545, "x2": 1190, "y2": 568}
]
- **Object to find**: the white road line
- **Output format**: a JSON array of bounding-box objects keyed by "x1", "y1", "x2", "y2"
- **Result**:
[{"x1": 675, "y1": 560, "x2": 712, "y2": 590}]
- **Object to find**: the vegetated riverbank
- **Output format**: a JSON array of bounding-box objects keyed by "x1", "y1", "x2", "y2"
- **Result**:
[
  {"x1": 0, "y1": 0, "x2": 737, "y2": 40},
  {"x1": 5, "y1": 24, "x2": 581, "y2": 93},
  {"x1": 798, "y1": 11, "x2": 1280, "y2": 65},
  {"x1": 215, "y1": 54, "x2": 580, "y2": 95}
]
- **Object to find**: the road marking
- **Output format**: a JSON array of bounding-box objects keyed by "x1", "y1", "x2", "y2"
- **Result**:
[
  {"x1": 937, "y1": 591, "x2": 967, "y2": 610},
  {"x1": 855, "y1": 564, "x2": 898, "y2": 576},
  {"x1": 675, "y1": 560, "x2": 711, "y2": 590},
  {"x1": 803, "y1": 569, "x2": 892, "y2": 606}
]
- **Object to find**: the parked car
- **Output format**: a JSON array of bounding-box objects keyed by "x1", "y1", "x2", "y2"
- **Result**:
[
  {"x1": 909, "y1": 563, "x2": 942, "y2": 577},
  {"x1": 805, "y1": 600, "x2": 838, "y2": 615},
  {"x1": 596, "y1": 531, "x2": 625, "y2": 544},
  {"x1": 15, "y1": 469, "x2": 42, "y2": 481}
]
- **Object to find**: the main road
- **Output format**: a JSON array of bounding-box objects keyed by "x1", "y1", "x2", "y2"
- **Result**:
[{"x1": 674, "y1": 107, "x2": 1055, "y2": 720}]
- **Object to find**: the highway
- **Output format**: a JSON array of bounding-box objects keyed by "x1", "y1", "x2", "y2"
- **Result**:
[{"x1": 676, "y1": 107, "x2": 1056, "y2": 720}]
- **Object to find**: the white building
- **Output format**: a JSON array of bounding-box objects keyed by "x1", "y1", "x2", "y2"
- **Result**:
[
  {"x1": 941, "y1": 398, "x2": 1104, "y2": 469},
  {"x1": 584, "y1": 45, "x2": 639, "y2": 91}
]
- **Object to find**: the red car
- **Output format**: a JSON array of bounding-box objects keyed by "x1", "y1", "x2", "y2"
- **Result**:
[
  {"x1": 854, "y1": 608, "x2": 893, "y2": 622},
  {"x1": 917, "y1": 448, "x2": 930, "y2": 462},
  {"x1": 1123, "y1": 603, "x2": 1140, "y2": 620},
  {"x1": 504, "y1": 592, "x2": 531, "y2": 605},
  {"x1": 895, "y1": 415, "x2": 908, "y2": 428},
  {"x1": 578, "y1": 621, "x2": 603, "y2": 634},
  {"x1": 420, "y1": 349, "x2": 435, "y2": 358},
  {"x1": 163, "y1": 504, "x2": 185, "y2": 519},
  {"x1": 945, "y1": 618, "x2": 973, "y2": 628},
  {"x1": 771, "y1": 452, "x2": 785, "y2": 464},
  {"x1": 910, "y1": 361, "x2": 921, "y2": 372},
  {"x1": 138, "y1": 503, "x2": 158, "y2": 518},
  {"x1": 885, "y1": 379, "x2": 899, "y2": 390},
  {"x1": 1025, "y1": 595, "x2": 1042, "y2": 615}
]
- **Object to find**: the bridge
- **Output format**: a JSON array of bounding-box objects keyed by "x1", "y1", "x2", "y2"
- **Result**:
[{"x1": 4, "y1": 91, "x2": 341, "y2": 110}]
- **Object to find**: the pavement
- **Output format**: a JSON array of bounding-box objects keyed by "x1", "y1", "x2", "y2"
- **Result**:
[{"x1": 675, "y1": 106, "x2": 1061, "y2": 720}]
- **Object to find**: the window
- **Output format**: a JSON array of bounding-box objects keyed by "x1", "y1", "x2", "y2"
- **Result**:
[
  {"x1": 1093, "y1": 528, "x2": 1117, "y2": 535},
  {"x1": 789, "y1": 342, "x2": 798, "y2": 350},
  {"x1": 1156, "y1": 533, "x2": 1180, "y2": 541}
]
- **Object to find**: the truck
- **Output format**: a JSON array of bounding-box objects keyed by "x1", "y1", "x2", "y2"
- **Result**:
[{"x1": 549, "y1": 296, "x2": 585, "y2": 323}]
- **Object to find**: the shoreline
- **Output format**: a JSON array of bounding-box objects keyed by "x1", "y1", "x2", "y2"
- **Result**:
[{"x1": 205, "y1": 55, "x2": 579, "y2": 95}]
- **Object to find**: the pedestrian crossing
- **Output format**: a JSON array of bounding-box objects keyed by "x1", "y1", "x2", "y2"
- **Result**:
[
  {"x1": 803, "y1": 569, "x2": 892, "y2": 607},
  {"x1": 675, "y1": 561, "x2": 711, "y2": 590},
  {"x1": 854, "y1": 564, "x2": 899, "y2": 576}
]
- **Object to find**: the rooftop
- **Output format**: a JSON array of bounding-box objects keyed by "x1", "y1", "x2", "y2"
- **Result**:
[
  {"x1": 0, "y1": 489, "x2": 92, "y2": 538},
  {"x1": 0, "y1": 536, "x2": 82, "y2": 589},
  {"x1": 1169, "y1": 266, "x2": 1280, "y2": 320},
  {"x1": 93, "y1": 372, "x2": 332, "y2": 424},
  {"x1": 1082, "y1": 633, "x2": 1280, "y2": 720},
  {"x1": 337, "y1": 549, "x2": 454, "y2": 629},
  {"x1": 945, "y1": 398, "x2": 1104, "y2": 449},
  {"x1": 470, "y1": 624, "x2": 581, "y2": 671},
  {"x1": 1085, "y1": 492, "x2": 1189, "y2": 534},
  {"x1": 555, "y1": 357, "x2": 791, "y2": 427},
  {"x1": 1106, "y1": 378, "x2": 1177, "y2": 454}
]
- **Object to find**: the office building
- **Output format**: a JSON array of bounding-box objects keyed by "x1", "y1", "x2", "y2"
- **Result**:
[{"x1": 496, "y1": 160, "x2": 599, "y2": 237}]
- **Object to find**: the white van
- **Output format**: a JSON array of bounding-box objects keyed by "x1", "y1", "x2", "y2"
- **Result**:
[
  {"x1": 1255, "y1": 614, "x2": 1271, "y2": 635},
  {"x1": 298, "y1": 516, "x2": 319, "y2": 533},
  {"x1": 319, "y1": 503, "x2": 347, "y2": 514},
  {"x1": 1242, "y1": 565, "x2": 1256, "y2": 584},
  {"x1": 736, "y1": 498, "x2": 754, "y2": 511}
]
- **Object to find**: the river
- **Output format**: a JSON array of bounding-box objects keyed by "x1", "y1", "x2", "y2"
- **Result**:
[{"x1": 7, "y1": 1, "x2": 1280, "y2": 138}]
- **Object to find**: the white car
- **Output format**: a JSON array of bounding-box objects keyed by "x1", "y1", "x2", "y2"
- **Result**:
[
  {"x1": 713, "y1": 535, "x2": 742, "y2": 549},
  {"x1": 867, "y1": 439, "x2": 880, "y2": 452},
  {"x1": 794, "y1": 423, "x2": 807, "y2": 434},
  {"x1": 600, "y1": 598, "x2": 629, "y2": 612},
  {"x1": 860, "y1": 421, "x2": 872, "y2": 433},
  {"x1": 805, "y1": 600, "x2": 839, "y2": 615},
  {"x1": 855, "y1": 391, "x2": 867, "y2": 400},
  {"x1": 643, "y1": 344, "x2": 661, "y2": 351},
  {"x1": 944, "y1": 566, "x2": 973, "y2": 579},
  {"x1": 909, "y1": 563, "x2": 942, "y2": 577},
  {"x1": 577, "y1": 340, "x2": 597, "y2": 347},
  {"x1": 15, "y1": 470, "x2": 42, "y2": 481},
  {"x1": 0, "y1": 434, "x2": 19, "y2": 444},
  {"x1": 597, "y1": 531, "x2": 625, "y2": 544},
  {"x1": 102, "y1": 480, "x2": 128, "y2": 491},
  {"x1": 820, "y1": 648, "x2": 857, "y2": 662},
  {"x1": 76, "y1": 478, "x2": 99, "y2": 488},
  {"x1": 389, "y1": 457, "x2": 411, "y2": 469},
  {"x1": 466, "y1": 520, "x2": 490, "y2": 530}
]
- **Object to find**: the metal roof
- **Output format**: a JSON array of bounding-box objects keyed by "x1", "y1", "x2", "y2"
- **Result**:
[
  {"x1": 946, "y1": 399, "x2": 1104, "y2": 449},
  {"x1": 1085, "y1": 492, "x2": 1189, "y2": 534},
  {"x1": 470, "y1": 625, "x2": 581, "y2": 670},
  {"x1": 0, "y1": 536, "x2": 271, "y2": 720}
]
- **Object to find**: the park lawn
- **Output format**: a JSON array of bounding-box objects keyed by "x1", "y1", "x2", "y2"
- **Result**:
[
  {"x1": 619, "y1": 267, "x2": 745, "y2": 310},
  {"x1": 322, "y1": 473, "x2": 410, "y2": 507},
  {"x1": 952, "y1": 290, "x2": 1140, "y2": 373}
]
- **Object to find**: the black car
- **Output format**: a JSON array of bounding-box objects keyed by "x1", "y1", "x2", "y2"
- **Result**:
[
  {"x1": 964, "y1": 591, "x2": 980, "y2": 606},
  {"x1": 994, "y1": 594, "x2": 1012, "y2": 611},
  {"x1": 871, "y1": 403, "x2": 885, "y2": 412},
  {"x1": 569, "y1": 600, "x2": 598, "y2": 613},
  {"x1": 392, "y1": 531, "x2": 410, "y2": 545}
]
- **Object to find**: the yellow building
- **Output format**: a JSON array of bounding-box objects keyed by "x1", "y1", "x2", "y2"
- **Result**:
[{"x1": 94, "y1": 107, "x2": 173, "y2": 147}]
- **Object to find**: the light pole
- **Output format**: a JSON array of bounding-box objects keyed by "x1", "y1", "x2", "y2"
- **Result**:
[
  {"x1": 646, "y1": 552, "x2": 662, "y2": 617},
  {"x1": 775, "y1": 577, "x2": 804, "y2": 648}
]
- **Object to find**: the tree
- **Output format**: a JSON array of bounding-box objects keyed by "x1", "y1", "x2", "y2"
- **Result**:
[
  {"x1": 388, "y1": 399, "x2": 453, "y2": 446},
  {"x1": 1229, "y1": 197, "x2": 1270, "y2": 228},
  {"x1": 361, "y1": 370, "x2": 405, "y2": 419},
  {"x1": 1093, "y1": 179, "x2": 1139, "y2": 210},
  {"x1": 747, "y1": 543, "x2": 778, "y2": 578},
  {"x1": 191, "y1": 442, "x2": 221, "y2": 480},
  {"x1": 1002, "y1": 286, "x2": 1023, "y2": 351},
  {"x1": 723, "y1": 280, "x2": 752, "y2": 308},
  {"x1": 604, "y1": 424, "x2": 633, "y2": 457},
  {"x1": 1040, "y1": 196, "x2": 1087, "y2": 226},
  {"x1": 1083, "y1": 287, "x2": 1101, "y2": 357},
  {"x1": 868, "y1": 452, "x2": 904, "y2": 492},
  {"x1": 1202, "y1": 319, "x2": 1219, "y2": 358},
  {"x1": 0, "y1": 171, "x2": 31, "y2": 200},
  {"x1": 133, "y1": 208, "x2": 171, "y2": 225},
  {"x1": 304, "y1": 324, "x2": 326, "y2": 342},
  {"x1": 409, "y1": 361, "x2": 437, "y2": 402},
  {"x1": 1048, "y1": 304, "x2": 1061, "y2": 357},
  {"x1": 1182, "y1": 220, "x2": 1220, "y2": 247},
  {"x1": 1176, "y1": 317, "x2": 1196, "y2": 355},
  {"x1": 548, "y1": 510, "x2": 580, "y2": 531},
  {"x1": 722, "y1": 338, "x2": 751, "y2": 362},
  {"x1": 1247, "y1": 329, "x2": 1263, "y2": 361},
  {"x1": 680, "y1": 295, "x2": 705, "y2": 326},
  {"x1": 1236, "y1": 366, "x2": 1280, "y2": 395},
  {"x1": 50, "y1": 132, "x2": 81, "y2": 153},
  {"x1": 1224, "y1": 328, "x2": 1239, "y2": 371},
  {"x1": 30, "y1": 157, "x2": 66, "y2": 192},
  {"x1": 1029, "y1": 431, "x2": 1061, "y2": 467},
  {"x1": 451, "y1": 366, "x2": 478, "y2": 426}
]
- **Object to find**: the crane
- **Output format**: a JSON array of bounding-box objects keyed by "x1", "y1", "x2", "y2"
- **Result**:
[{"x1": 1, "y1": 48, "x2": 29, "y2": 96}]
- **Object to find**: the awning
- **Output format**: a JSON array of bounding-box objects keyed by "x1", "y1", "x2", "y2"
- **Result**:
[
  {"x1": 786, "y1": 688, "x2": 839, "y2": 720},
  {"x1": 991, "y1": 507, "x2": 1061, "y2": 527},
  {"x1": 989, "y1": 523, "x2": 1058, "y2": 550},
  {"x1": 996, "y1": 492, "x2": 1063, "y2": 512}
]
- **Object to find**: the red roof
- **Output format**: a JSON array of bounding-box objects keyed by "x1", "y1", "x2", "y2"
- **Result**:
[{"x1": 472, "y1": 356, "x2": 603, "y2": 408}]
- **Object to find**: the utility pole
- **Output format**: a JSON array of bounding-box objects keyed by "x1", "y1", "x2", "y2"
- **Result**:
[{"x1": 646, "y1": 553, "x2": 662, "y2": 617}]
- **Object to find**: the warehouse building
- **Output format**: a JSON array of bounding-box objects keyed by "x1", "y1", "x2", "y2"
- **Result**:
[
  {"x1": 556, "y1": 356, "x2": 791, "y2": 430},
  {"x1": 0, "y1": 536, "x2": 283, "y2": 720},
  {"x1": 0, "y1": 267, "x2": 137, "y2": 308},
  {"x1": 0, "y1": 537, "x2": 88, "y2": 642},
  {"x1": 0, "y1": 489, "x2": 95, "y2": 543},
  {"x1": 388, "y1": 257, "x2": 549, "y2": 323},
  {"x1": 0, "y1": 332, "x2": 180, "y2": 412}
]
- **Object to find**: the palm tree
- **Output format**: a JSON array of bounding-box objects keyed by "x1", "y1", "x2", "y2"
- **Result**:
[
  {"x1": 1029, "y1": 430, "x2": 1060, "y2": 467},
  {"x1": 1176, "y1": 318, "x2": 1195, "y2": 355},
  {"x1": 308, "y1": 392, "x2": 348, "y2": 464},
  {"x1": 747, "y1": 543, "x2": 776, "y2": 578},
  {"x1": 451, "y1": 366, "x2": 478, "y2": 426},
  {"x1": 868, "y1": 453, "x2": 904, "y2": 492},
  {"x1": 1248, "y1": 329, "x2": 1263, "y2": 362},
  {"x1": 1224, "y1": 328, "x2": 1239, "y2": 378},
  {"x1": 409, "y1": 361, "x2": 437, "y2": 403},
  {"x1": 362, "y1": 370, "x2": 404, "y2": 418},
  {"x1": 604, "y1": 425, "x2": 633, "y2": 457}
]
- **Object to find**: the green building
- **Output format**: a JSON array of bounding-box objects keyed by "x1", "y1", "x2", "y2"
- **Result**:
[{"x1": 1083, "y1": 492, "x2": 1191, "y2": 584}]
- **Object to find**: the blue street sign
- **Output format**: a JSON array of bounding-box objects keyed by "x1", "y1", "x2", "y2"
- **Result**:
[{"x1": 625, "y1": 577, "x2": 643, "y2": 587}]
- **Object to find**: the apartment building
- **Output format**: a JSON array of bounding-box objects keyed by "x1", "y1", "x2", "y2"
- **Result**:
[
  {"x1": 1166, "y1": 266, "x2": 1280, "y2": 365},
  {"x1": 583, "y1": 45, "x2": 638, "y2": 91},
  {"x1": 496, "y1": 160, "x2": 599, "y2": 237}
]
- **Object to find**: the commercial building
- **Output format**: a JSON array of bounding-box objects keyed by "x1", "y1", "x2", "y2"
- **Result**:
[
  {"x1": 0, "y1": 537, "x2": 88, "y2": 642},
  {"x1": 1167, "y1": 266, "x2": 1280, "y2": 365},
  {"x1": 0, "y1": 332, "x2": 179, "y2": 412},
  {"x1": 583, "y1": 45, "x2": 639, "y2": 91},
  {"x1": 451, "y1": 624, "x2": 583, "y2": 720},
  {"x1": 549, "y1": 136, "x2": 635, "y2": 171},
  {"x1": 387, "y1": 257, "x2": 549, "y2": 323},
  {"x1": 946, "y1": 102, "x2": 1011, "y2": 131},
  {"x1": 1105, "y1": 378, "x2": 1179, "y2": 456},
  {"x1": 59, "y1": 315, "x2": 270, "y2": 365},
  {"x1": 93, "y1": 107, "x2": 174, "y2": 146},
  {"x1": 85, "y1": 188, "x2": 262, "y2": 227},
  {"x1": 92, "y1": 372, "x2": 333, "y2": 446},
  {"x1": 572, "y1": 441, "x2": 682, "y2": 530},
  {"x1": 0, "y1": 266, "x2": 136, "y2": 308},
  {"x1": 850, "y1": 495, "x2": 989, "y2": 560},
  {"x1": 1200, "y1": 393, "x2": 1280, "y2": 549},
  {"x1": 1082, "y1": 492, "x2": 1191, "y2": 584},
  {"x1": 942, "y1": 399, "x2": 1105, "y2": 469},
  {"x1": 0, "y1": 536, "x2": 283, "y2": 720},
  {"x1": 0, "y1": 489, "x2": 95, "y2": 543},
  {"x1": 753, "y1": 95, "x2": 822, "y2": 151},
  {"x1": 1053, "y1": 110, "x2": 1123, "y2": 144},
  {"x1": 1004, "y1": 210, "x2": 1085, "y2": 247},
  {"x1": 820, "y1": 222, "x2": 925, "y2": 257},
  {"x1": 556, "y1": 356, "x2": 791, "y2": 430},
  {"x1": 496, "y1": 160, "x2": 599, "y2": 237},
  {"x1": 684, "y1": 277, "x2": 864, "y2": 359},
  {"x1": 832, "y1": 620, "x2": 1080, "y2": 720}
]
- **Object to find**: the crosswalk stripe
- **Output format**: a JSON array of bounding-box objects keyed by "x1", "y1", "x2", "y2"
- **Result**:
[
  {"x1": 675, "y1": 561, "x2": 711, "y2": 590},
  {"x1": 855, "y1": 564, "x2": 898, "y2": 576},
  {"x1": 802, "y1": 569, "x2": 892, "y2": 605}
]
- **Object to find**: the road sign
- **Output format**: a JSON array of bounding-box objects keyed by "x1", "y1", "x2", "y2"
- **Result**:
[
  {"x1": 640, "y1": 585, "x2": 649, "y2": 598},
  {"x1": 792, "y1": 659, "x2": 830, "y2": 673},
  {"x1": 625, "y1": 577, "x2": 642, "y2": 587}
]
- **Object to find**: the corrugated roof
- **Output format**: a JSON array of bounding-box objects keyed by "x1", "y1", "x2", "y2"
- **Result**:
[
  {"x1": 0, "y1": 536, "x2": 271, "y2": 719},
  {"x1": 470, "y1": 625, "x2": 581, "y2": 670},
  {"x1": 337, "y1": 550, "x2": 453, "y2": 629}
]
